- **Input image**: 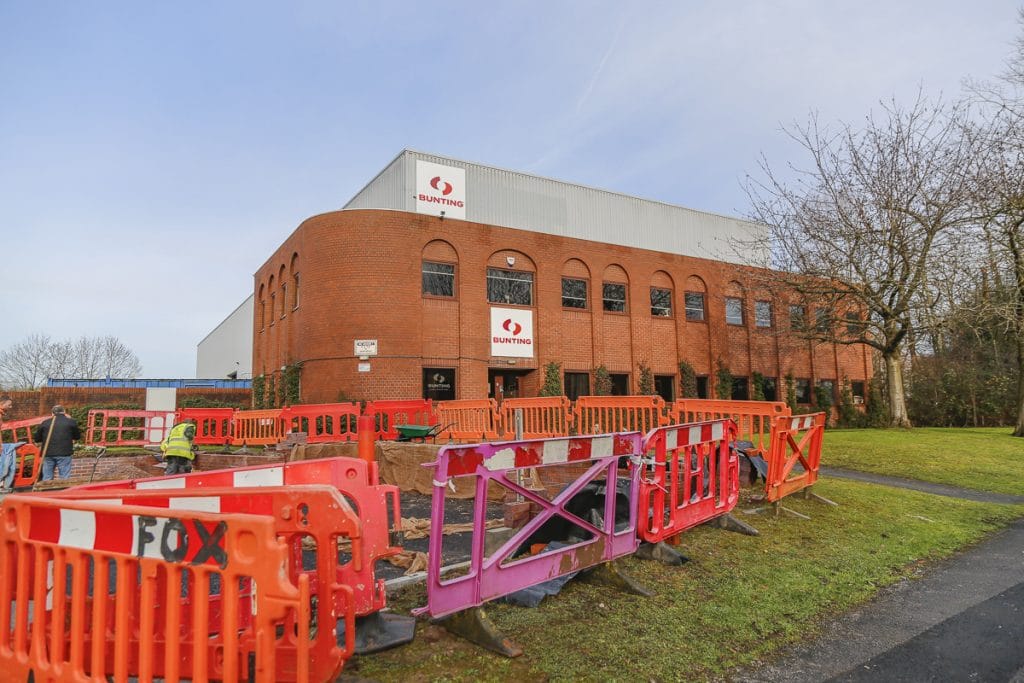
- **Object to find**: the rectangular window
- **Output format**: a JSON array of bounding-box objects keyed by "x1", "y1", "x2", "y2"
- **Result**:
[
  {"x1": 487, "y1": 268, "x2": 533, "y2": 305},
  {"x1": 851, "y1": 380, "x2": 866, "y2": 404},
  {"x1": 731, "y1": 377, "x2": 749, "y2": 400},
  {"x1": 762, "y1": 377, "x2": 778, "y2": 401},
  {"x1": 795, "y1": 378, "x2": 811, "y2": 404},
  {"x1": 815, "y1": 308, "x2": 831, "y2": 333},
  {"x1": 654, "y1": 375, "x2": 675, "y2": 402},
  {"x1": 755, "y1": 300, "x2": 772, "y2": 328},
  {"x1": 564, "y1": 372, "x2": 590, "y2": 401},
  {"x1": 603, "y1": 283, "x2": 627, "y2": 312},
  {"x1": 561, "y1": 277, "x2": 588, "y2": 309},
  {"x1": 790, "y1": 304, "x2": 806, "y2": 331},
  {"x1": 293, "y1": 273, "x2": 300, "y2": 310},
  {"x1": 685, "y1": 292, "x2": 706, "y2": 321},
  {"x1": 423, "y1": 261, "x2": 456, "y2": 298},
  {"x1": 695, "y1": 376, "x2": 709, "y2": 399},
  {"x1": 259, "y1": 300, "x2": 266, "y2": 331},
  {"x1": 816, "y1": 379, "x2": 836, "y2": 406},
  {"x1": 269, "y1": 293, "x2": 276, "y2": 325},
  {"x1": 845, "y1": 311, "x2": 863, "y2": 335},
  {"x1": 423, "y1": 368, "x2": 456, "y2": 401},
  {"x1": 725, "y1": 297, "x2": 744, "y2": 325},
  {"x1": 650, "y1": 287, "x2": 672, "y2": 317},
  {"x1": 280, "y1": 284, "x2": 287, "y2": 318},
  {"x1": 609, "y1": 373, "x2": 630, "y2": 396}
]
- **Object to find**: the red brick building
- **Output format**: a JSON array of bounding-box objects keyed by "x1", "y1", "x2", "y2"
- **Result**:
[{"x1": 252, "y1": 151, "x2": 870, "y2": 405}]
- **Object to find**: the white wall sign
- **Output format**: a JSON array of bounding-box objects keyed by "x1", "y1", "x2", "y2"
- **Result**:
[
  {"x1": 415, "y1": 160, "x2": 466, "y2": 220},
  {"x1": 490, "y1": 307, "x2": 534, "y2": 358},
  {"x1": 354, "y1": 339, "x2": 378, "y2": 357},
  {"x1": 358, "y1": 362, "x2": 371, "y2": 373}
]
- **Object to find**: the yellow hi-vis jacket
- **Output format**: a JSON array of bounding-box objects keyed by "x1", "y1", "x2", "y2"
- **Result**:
[{"x1": 161, "y1": 422, "x2": 196, "y2": 460}]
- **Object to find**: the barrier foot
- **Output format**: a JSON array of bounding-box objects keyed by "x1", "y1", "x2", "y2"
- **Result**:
[
  {"x1": 438, "y1": 607, "x2": 523, "y2": 658},
  {"x1": 743, "y1": 503, "x2": 811, "y2": 520},
  {"x1": 708, "y1": 513, "x2": 760, "y2": 536},
  {"x1": 635, "y1": 541, "x2": 689, "y2": 566},
  {"x1": 349, "y1": 610, "x2": 417, "y2": 654},
  {"x1": 803, "y1": 487, "x2": 838, "y2": 506},
  {"x1": 579, "y1": 561, "x2": 653, "y2": 597}
]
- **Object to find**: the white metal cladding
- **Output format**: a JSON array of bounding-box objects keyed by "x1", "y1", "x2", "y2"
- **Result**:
[{"x1": 342, "y1": 149, "x2": 767, "y2": 265}]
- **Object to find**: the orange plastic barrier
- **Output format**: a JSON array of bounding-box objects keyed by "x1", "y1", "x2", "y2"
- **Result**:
[
  {"x1": 574, "y1": 395, "x2": 666, "y2": 435},
  {"x1": 670, "y1": 399, "x2": 790, "y2": 457},
  {"x1": 435, "y1": 399, "x2": 501, "y2": 441},
  {"x1": 364, "y1": 399, "x2": 437, "y2": 440},
  {"x1": 231, "y1": 408, "x2": 288, "y2": 447},
  {"x1": 638, "y1": 419, "x2": 739, "y2": 543},
  {"x1": 0, "y1": 490, "x2": 347, "y2": 682},
  {"x1": 1, "y1": 416, "x2": 46, "y2": 488},
  {"x1": 284, "y1": 403, "x2": 360, "y2": 443},
  {"x1": 176, "y1": 407, "x2": 235, "y2": 445},
  {"x1": 763, "y1": 412, "x2": 826, "y2": 502},
  {"x1": 498, "y1": 396, "x2": 574, "y2": 439},
  {"x1": 86, "y1": 409, "x2": 173, "y2": 447}
]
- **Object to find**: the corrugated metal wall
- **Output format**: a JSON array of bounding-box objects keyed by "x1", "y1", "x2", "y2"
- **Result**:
[{"x1": 343, "y1": 149, "x2": 766, "y2": 265}]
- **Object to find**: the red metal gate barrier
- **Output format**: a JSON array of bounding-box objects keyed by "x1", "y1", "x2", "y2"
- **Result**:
[
  {"x1": 670, "y1": 399, "x2": 789, "y2": 457},
  {"x1": 85, "y1": 409, "x2": 173, "y2": 447},
  {"x1": 574, "y1": 396, "x2": 666, "y2": 435},
  {"x1": 284, "y1": 403, "x2": 360, "y2": 443},
  {"x1": 498, "y1": 396, "x2": 574, "y2": 439},
  {"x1": 74, "y1": 457, "x2": 402, "y2": 619},
  {"x1": 435, "y1": 399, "x2": 501, "y2": 441},
  {"x1": 231, "y1": 409, "x2": 288, "y2": 447},
  {"x1": 175, "y1": 407, "x2": 234, "y2": 445},
  {"x1": 763, "y1": 412, "x2": 826, "y2": 503},
  {"x1": 0, "y1": 491, "x2": 336, "y2": 682},
  {"x1": 638, "y1": 419, "x2": 739, "y2": 543},
  {"x1": 364, "y1": 399, "x2": 437, "y2": 440}
]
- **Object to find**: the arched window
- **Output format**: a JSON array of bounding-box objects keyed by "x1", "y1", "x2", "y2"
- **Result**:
[
  {"x1": 602, "y1": 264, "x2": 629, "y2": 313},
  {"x1": 724, "y1": 280, "x2": 745, "y2": 326},
  {"x1": 422, "y1": 240, "x2": 459, "y2": 298},
  {"x1": 684, "y1": 275, "x2": 708, "y2": 322},
  {"x1": 486, "y1": 250, "x2": 536, "y2": 306},
  {"x1": 650, "y1": 270, "x2": 675, "y2": 317},
  {"x1": 290, "y1": 253, "x2": 300, "y2": 309},
  {"x1": 258, "y1": 284, "x2": 266, "y2": 331},
  {"x1": 561, "y1": 258, "x2": 591, "y2": 310},
  {"x1": 268, "y1": 276, "x2": 276, "y2": 326},
  {"x1": 279, "y1": 265, "x2": 287, "y2": 319}
]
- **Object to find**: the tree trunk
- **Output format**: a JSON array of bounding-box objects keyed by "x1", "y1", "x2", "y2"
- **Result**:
[
  {"x1": 883, "y1": 352, "x2": 912, "y2": 428},
  {"x1": 1014, "y1": 329, "x2": 1024, "y2": 437}
]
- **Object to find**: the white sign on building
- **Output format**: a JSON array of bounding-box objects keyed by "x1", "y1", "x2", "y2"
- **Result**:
[
  {"x1": 354, "y1": 339, "x2": 378, "y2": 357},
  {"x1": 490, "y1": 307, "x2": 534, "y2": 358},
  {"x1": 415, "y1": 160, "x2": 466, "y2": 220}
]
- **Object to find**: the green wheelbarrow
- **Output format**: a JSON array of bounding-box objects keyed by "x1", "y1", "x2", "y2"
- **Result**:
[{"x1": 394, "y1": 423, "x2": 448, "y2": 443}]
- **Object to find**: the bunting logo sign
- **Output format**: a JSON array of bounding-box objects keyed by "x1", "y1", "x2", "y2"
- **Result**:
[
  {"x1": 416, "y1": 160, "x2": 466, "y2": 219},
  {"x1": 490, "y1": 307, "x2": 534, "y2": 358}
]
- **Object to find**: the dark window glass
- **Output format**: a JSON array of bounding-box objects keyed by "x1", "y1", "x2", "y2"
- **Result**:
[
  {"x1": 423, "y1": 261, "x2": 455, "y2": 297},
  {"x1": 790, "y1": 304, "x2": 806, "y2": 331},
  {"x1": 650, "y1": 287, "x2": 672, "y2": 317},
  {"x1": 725, "y1": 297, "x2": 744, "y2": 325},
  {"x1": 562, "y1": 277, "x2": 588, "y2": 309},
  {"x1": 685, "y1": 292, "x2": 706, "y2": 321},
  {"x1": 755, "y1": 300, "x2": 772, "y2": 328},
  {"x1": 654, "y1": 375, "x2": 675, "y2": 402},
  {"x1": 695, "y1": 376, "x2": 709, "y2": 399},
  {"x1": 423, "y1": 368, "x2": 456, "y2": 401},
  {"x1": 845, "y1": 311, "x2": 863, "y2": 335},
  {"x1": 815, "y1": 308, "x2": 831, "y2": 333},
  {"x1": 293, "y1": 273, "x2": 300, "y2": 309},
  {"x1": 816, "y1": 380, "x2": 836, "y2": 406},
  {"x1": 851, "y1": 381, "x2": 866, "y2": 404},
  {"x1": 564, "y1": 372, "x2": 590, "y2": 401},
  {"x1": 795, "y1": 378, "x2": 811, "y2": 404},
  {"x1": 280, "y1": 284, "x2": 287, "y2": 318},
  {"x1": 609, "y1": 373, "x2": 629, "y2": 395},
  {"x1": 487, "y1": 267, "x2": 533, "y2": 305},
  {"x1": 731, "y1": 377, "x2": 749, "y2": 400},
  {"x1": 603, "y1": 283, "x2": 627, "y2": 312},
  {"x1": 762, "y1": 377, "x2": 778, "y2": 401}
]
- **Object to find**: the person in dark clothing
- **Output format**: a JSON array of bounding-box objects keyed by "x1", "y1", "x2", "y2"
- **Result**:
[{"x1": 33, "y1": 405, "x2": 81, "y2": 481}]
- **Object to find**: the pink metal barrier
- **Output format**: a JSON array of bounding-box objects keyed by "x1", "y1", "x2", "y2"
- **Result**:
[
  {"x1": 86, "y1": 409, "x2": 173, "y2": 447},
  {"x1": 176, "y1": 407, "x2": 234, "y2": 445},
  {"x1": 413, "y1": 431, "x2": 643, "y2": 619},
  {"x1": 285, "y1": 403, "x2": 360, "y2": 443},
  {"x1": 573, "y1": 396, "x2": 666, "y2": 435},
  {"x1": 638, "y1": 419, "x2": 740, "y2": 544},
  {"x1": 364, "y1": 399, "x2": 437, "y2": 440},
  {"x1": 498, "y1": 396, "x2": 573, "y2": 439}
]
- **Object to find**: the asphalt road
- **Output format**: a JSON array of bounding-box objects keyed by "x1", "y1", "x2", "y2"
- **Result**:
[{"x1": 736, "y1": 475, "x2": 1024, "y2": 683}]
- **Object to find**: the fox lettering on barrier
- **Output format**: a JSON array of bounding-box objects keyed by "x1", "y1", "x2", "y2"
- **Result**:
[{"x1": 136, "y1": 516, "x2": 229, "y2": 568}]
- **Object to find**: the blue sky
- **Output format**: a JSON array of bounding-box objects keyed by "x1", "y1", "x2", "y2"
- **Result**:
[{"x1": 0, "y1": 1, "x2": 1018, "y2": 378}]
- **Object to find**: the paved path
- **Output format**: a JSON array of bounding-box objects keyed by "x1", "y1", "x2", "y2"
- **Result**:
[
  {"x1": 735, "y1": 472, "x2": 1024, "y2": 682},
  {"x1": 821, "y1": 467, "x2": 1024, "y2": 505}
]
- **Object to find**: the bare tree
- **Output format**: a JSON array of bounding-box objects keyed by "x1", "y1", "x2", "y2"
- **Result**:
[
  {"x1": 745, "y1": 96, "x2": 974, "y2": 427},
  {"x1": 0, "y1": 334, "x2": 143, "y2": 389}
]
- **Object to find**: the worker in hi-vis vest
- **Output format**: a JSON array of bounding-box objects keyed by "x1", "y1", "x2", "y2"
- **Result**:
[{"x1": 161, "y1": 421, "x2": 197, "y2": 475}]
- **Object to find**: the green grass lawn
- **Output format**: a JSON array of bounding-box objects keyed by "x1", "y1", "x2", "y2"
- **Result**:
[
  {"x1": 823, "y1": 427, "x2": 1024, "y2": 496},
  {"x1": 352, "y1": 478, "x2": 1024, "y2": 682}
]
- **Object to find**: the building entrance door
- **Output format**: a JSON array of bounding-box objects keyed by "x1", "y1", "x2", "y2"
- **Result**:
[{"x1": 488, "y1": 369, "x2": 530, "y2": 402}]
